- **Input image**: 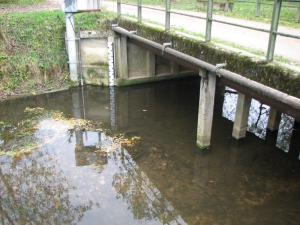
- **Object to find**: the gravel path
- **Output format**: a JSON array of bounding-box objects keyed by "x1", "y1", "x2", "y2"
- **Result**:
[{"x1": 0, "y1": 0, "x2": 60, "y2": 13}]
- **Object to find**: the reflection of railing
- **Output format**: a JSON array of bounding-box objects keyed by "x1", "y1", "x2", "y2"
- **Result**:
[
  {"x1": 222, "y1": 86, "x2": 295, "y2": 152},
  {"x1": 116, "y1": 0, "x2": 300, "y2": 62}
]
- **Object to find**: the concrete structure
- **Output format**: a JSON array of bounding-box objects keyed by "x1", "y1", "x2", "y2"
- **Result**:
[
  {"x1": 232, "y1": 93, "x2": 252, "y2": 140},
  {"x1": 267, "y1": 108, "x2": 282, "y2": 131},
  {"x1": 197, "y1": 70, "x2": 217, "y2": 149},
  {"x1": 77, "y1": 20, "x2": 300, "y2": 149}
]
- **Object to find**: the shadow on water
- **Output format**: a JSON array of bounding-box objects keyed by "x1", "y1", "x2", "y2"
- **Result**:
[{"x1": 0, "y1": 77, "x2": 300, "y2": 224}]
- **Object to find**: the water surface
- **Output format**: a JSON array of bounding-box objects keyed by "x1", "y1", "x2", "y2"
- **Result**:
[{"x1": 0, "y1": 78, "x2": 300, "y2": 224}]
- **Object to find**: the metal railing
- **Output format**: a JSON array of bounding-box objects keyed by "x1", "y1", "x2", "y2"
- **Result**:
[
  {"x1": 236, "y1": 0, "x2": 300, "y2": 20},
  {"x1": 116, "y1": 0, "x2": 300, "y2": 62}
]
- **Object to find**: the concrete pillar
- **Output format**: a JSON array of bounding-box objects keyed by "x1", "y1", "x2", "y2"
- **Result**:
[
  {"x1": 115, "y1": 35, "x2": 128, "y2": 79},
  {"x1": 65, "y1": 13, "x2": 78, "y2": 82},
  {"x1": 170, "y1": 61, "x2": 179, "y2": 74},
  {"x1": 267, "y1": 108, "x2": 281, "y2": 131},
  {"x1": 146, "y1": 50, "x2": 155, "y2": 77},
  {"x1": 197, "y1": 70, "x2": 216, "y2": 149},
  {"x1": 232, "y1": 93, "x2": 252, "y2": 140}
]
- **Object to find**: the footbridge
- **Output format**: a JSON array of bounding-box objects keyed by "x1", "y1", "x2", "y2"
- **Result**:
[
  {"x1": 63, "y1": 0, "x2": 300, "y2": 149},
  {"x1": 107, "y1": 22, "x2": 300, "y2": 149}
]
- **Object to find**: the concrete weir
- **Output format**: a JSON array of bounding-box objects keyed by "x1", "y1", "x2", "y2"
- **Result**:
[{"x1": 78, "y1": 24, "x2": 300, "y2": 149}]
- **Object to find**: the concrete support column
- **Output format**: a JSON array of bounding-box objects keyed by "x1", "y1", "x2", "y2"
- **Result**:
[
  {"x1": 267, "y1": 108, "x2": 281, "y2": 131},
  {"x1": 232, "y1": 93, "x2": 252, "y2": 140},
  {"x1": 65, "y1": 12, "x2": 78, "y2": 82},
  {"x1": 146, "y1": 50, "x2": 155, "y2": 77},
  {"x1": 170, "y1": 61, "x2": 179, "y2": 74},
  {"x1": 115, "y1": 35, "x2": 128, "y2": 79},
  {"x1": 197, "y1": 70, "x2": 216, "y2": 149}
]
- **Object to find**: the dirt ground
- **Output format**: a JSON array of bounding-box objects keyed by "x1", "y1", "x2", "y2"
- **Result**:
[{"x1": 0, "y1": 0, "x2": 60, "y2": 13}]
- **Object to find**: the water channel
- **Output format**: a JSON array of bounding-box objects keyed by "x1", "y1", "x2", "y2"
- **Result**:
[{"x1": 0, "y1": 77, "x2": 299, "y2": 224}]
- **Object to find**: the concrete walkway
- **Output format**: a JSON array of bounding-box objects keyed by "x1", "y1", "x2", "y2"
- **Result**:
[{"x1": 101, "y1": 1, "x2": 300, "y2": 66}]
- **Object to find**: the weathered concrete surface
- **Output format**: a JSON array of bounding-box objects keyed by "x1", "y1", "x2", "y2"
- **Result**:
[
  {"x1": 80, "y1": 35, "x2": 110, "y2": 86},
  {"x1": 197, "y1": 71, "x2": 216, "y2": 149}
]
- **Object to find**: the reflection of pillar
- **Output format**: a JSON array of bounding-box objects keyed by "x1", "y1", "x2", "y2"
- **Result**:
[
  {"x1": 267, "y1": 108, "x2": 281, "y2": 131},
  {"x1": 197, "y1": 70, "x2": 216, "y2": 149},
  {"x1": 232, "y1": 93, "x2": 251, "y2": 140},
  {"x1": 116, "y1": 90, "x2": 129, "y2": 129},
  {"x1": 72, "y1": 91, "x2": 82, "y2": 119},
  {"x1": 192, "y1": 150, "x2": 209, "y2": 210},
  {"x1": 75, "y1": 127, "x2": 83, "y2": 151}
]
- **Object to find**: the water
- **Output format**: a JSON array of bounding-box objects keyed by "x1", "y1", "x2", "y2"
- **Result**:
[{"x1": 0, "y1": 78, "x2": 300, "y2": 224}]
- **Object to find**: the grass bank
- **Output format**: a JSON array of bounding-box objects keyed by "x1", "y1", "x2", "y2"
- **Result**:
[
  {"x1": 0, "y1": 3, "x2": 116, "y2": 98},
  {"x1": 0, "y1": 0, "x2": 46, "y2": 5}
]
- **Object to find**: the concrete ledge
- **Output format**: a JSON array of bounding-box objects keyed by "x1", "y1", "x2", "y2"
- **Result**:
[{"x1": 116, "y1": 71, "x2": 197, "y2": 86}]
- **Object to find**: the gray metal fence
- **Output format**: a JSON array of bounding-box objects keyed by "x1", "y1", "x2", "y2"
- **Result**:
[{"x1": 116, "y1": 0, "x2": 300, "y2": 62}]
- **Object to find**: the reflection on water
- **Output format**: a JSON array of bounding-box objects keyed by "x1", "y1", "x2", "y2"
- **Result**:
[
  {"x1": 222, "y1": 87, "x2": 295, "y2": 152},
  {"x1": 0, "y1": 78, "x2": 300, "y2": 224}
]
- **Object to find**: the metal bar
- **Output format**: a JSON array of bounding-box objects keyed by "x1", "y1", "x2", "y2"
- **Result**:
[
  {"x1": 111, "y1": 26, "x2": 300, "y2": 121},
  {"x1": 273, "y1": 30, "x2": 300, "y2": 38},
  {"x1": 138, "y1": 0, "x2": 142, "y2": 23},
  {"x1": 165, "y1": 0, "x2": 171, "y2": 31},
  {"x1": 119, "y1": 1, "x2": 300, "y2": 40},
  {"x1": 266, "y1": 0, "x2": 282, "y2": 62},
  {"x1": 205, "y1": 0, "x2": 213, "y2": 42},
  {"x1": 170, "y1": 10, "x2": 206, "y2": 20},
  {"x1": 211, "y1": 18, "x2": 270, "y2": 32},
  {"x1": 141, "y1": 5, "x2": 165, "y2": 12},
  {"x1": 117, "y1": 0, "x2": 121, "y2": 17},
  {"x1": 236, "y1": 0, "x2": 299, "y2": 8}
]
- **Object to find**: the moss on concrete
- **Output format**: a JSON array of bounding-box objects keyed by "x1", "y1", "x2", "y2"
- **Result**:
[{"x1": 117, "y1": 18, "x2": 300, "y2": 98}]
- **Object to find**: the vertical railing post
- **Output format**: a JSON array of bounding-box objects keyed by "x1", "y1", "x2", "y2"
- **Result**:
[
  {"x1": 296, "y1": 3, "x2": 300, "y2": 23},
  {"x1": 266, "y1": 0, "x2": 282, "y2": 62},
  {"x1": 205, "y1": 0, "x2": 213, "y2": 42},
  {"x1": 138, "y1": 0, "x2": 142, "y2": 23},
  {"x1": 256, "y1": 0, "x2": 261, "y2": 17},
  {"x1": 165, "y1": 0, "x2": 171, "y2": 31},
  {"x1": 117, "y1": 0, "x2": 121, "y2": 18}
]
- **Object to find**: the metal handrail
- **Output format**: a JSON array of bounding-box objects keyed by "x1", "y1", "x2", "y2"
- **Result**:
[{"x1": 117, "y1": 0, "x2": 300, "y2": 62}]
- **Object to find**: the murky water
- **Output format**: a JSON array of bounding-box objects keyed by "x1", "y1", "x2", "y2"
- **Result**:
[{"x1": 0, "y1": 78, "x2": 300, "y2": 224}]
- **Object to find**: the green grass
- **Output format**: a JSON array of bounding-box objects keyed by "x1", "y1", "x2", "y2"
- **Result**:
[
  {"x1": 0, "y1": 0, "x2": 46, "y2": 6},
  {"x1": 0, "y1": 8, "x2": 117, "y2": 92},
  {"x1": 120, "y1": 0, "x2": 300, "y2": 28}
]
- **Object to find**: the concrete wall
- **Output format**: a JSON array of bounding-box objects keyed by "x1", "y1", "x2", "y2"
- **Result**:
[
  {"x1": 115, "y1": 35, "x2": 196, "y2": 86},
  {"x1": 80, "y1": 37, "x2": 109, "y2": 86}
]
